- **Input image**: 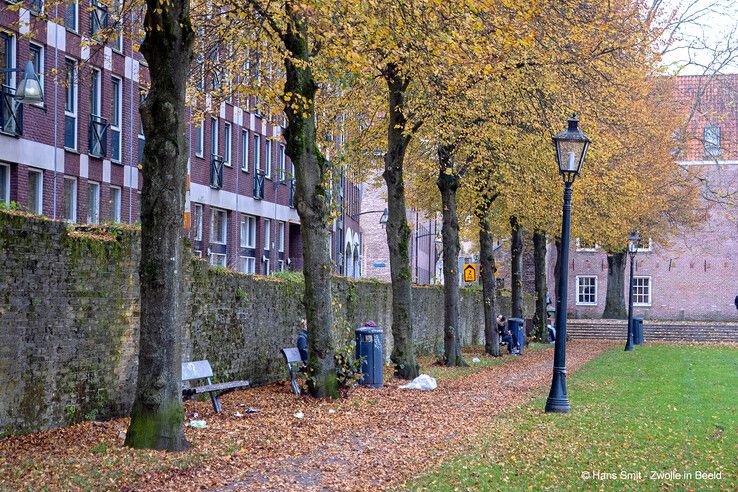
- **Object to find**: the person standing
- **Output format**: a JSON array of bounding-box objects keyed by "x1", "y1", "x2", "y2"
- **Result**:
[{"x1": 296, "y1": 319, "x2": 308, "y2": 365}]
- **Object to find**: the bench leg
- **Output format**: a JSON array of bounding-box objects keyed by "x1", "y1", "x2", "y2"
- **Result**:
[
  {"x1": 210, "y1": 391, "x2": 222, "y2": 413},
  {"x1": 290, "y1": 376, "x2": 301, "y2": 396}
]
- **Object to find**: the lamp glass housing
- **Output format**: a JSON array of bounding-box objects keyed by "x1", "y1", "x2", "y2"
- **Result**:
[
  {"x1": 628, "y1": 231, "x2": 640, "y2": 255},
  {"x1": 553, "y1": 114, "x2": 591, "y2": 183},
  {"x1": 15, "y1": 61, "x2": 44, "y2": 104}
]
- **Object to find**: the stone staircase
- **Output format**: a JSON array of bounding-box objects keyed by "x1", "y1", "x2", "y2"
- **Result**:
[{"x1": 566, "y1": 320, "x2": 738, "y2": 343}]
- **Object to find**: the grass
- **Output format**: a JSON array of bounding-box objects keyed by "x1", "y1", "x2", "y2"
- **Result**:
[{"x1": 405, "y1": 344, "x2": 738, "y2": 491}]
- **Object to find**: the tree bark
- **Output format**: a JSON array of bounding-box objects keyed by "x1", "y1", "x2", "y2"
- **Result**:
[
  {"x1": 479, "y1": 216, "x2": 500, "y2": 356},
  {"x1": 437, "y1": 145, "x2": 467, "y2": 367},
  {"x1": 125, "y1": 0, "x2": 194, "y2": 451},
  {"x1": 383, "y1": 63, "x2": 419, "y2": 380},
  {"x1": 510, "y1": 216, "x2": 524, "y2": 319},
  {"x1": 533, "y1": 231, "x2": 548, "y2": 340},
  {"x1": 282, "y1": 2, "x2": 337, "y2": 397},
  {"x1": 602, "y1": 251, "x2": 628, "y2": 319}
]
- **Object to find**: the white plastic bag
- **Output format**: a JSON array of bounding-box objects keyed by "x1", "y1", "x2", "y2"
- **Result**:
[{"x1": 399, "y1": 374, "x2": 437, "y2": 391}]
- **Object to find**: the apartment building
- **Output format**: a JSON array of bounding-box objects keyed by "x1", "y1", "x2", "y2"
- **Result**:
[{"x1": 0, "y1": 2, "x2": 361, "y2": 276}]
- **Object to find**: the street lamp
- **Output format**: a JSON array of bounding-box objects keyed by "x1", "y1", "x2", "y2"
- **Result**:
[
  {"x1": 545, "y1": 114, "x2": 591, "y2": 414},
  {"x1": 1, "y1": 61, "x2": 44, "y2": 104},
  {"x1": 352, "y1": 207, "x2": 388, "y2": 226},
  {"x1": 624, "y1": 230, "x2": 640, "y2": 352}
]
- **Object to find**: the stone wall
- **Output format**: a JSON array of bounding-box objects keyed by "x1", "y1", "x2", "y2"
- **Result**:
[{"x1": 0, "y1": 211, "x2": 520, "y2": 435}]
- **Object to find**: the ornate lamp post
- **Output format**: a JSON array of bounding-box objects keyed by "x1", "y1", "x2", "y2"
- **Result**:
[
  {"x1": 545, "y1": 114, "x2": 591, "y2": 414},
  {"x1": 624, "y1": 230, "x2": 640, "y2": 352}
]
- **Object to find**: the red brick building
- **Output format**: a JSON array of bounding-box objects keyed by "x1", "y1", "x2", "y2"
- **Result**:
[{"x1": 0, "y1": 5, "x2": 361, "y2": 275}]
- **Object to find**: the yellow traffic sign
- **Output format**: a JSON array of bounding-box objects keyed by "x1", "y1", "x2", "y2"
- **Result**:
[{"x1": 463, "y1": 263, "x2": 477, "y2": 282}]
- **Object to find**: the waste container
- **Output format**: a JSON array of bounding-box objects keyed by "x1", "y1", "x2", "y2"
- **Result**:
[
  {"x1": 508, "y1": 318, "x2": 525, "y2": 355},
  {"x1": 355, "y1": 326, "x2": 383, "y2": 388},
  {"x1": 633, "y1": 317, "x2": 644, "y2": 345}
]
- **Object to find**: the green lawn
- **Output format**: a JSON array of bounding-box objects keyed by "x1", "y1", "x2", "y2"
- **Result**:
[{"x1": 405, "y1": 344, "x2": 737, "y2": 491}]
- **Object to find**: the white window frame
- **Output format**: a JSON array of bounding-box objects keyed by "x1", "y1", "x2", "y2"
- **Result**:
[
  {"x1": 240, "y1": 255, "x2": 255, "y2": 274},
  {"x1": 265, "y1": 140, "x2": 272, "y2": 178},
  {"x1": 575, "y1": 275, "x2": 598, "y2": 306},
  {"x1": 87, "y1": 181, "x2": 100, "y2": 224},
  {"x1": 63, "y1": 176, "x2": 77, "y2": 223},
  {"x1": 110, "y1": 76, "x2": 122, "y2": 162},
  {"x1": 262, "y1": 257, "x2": 270, "y2": 275},
  {"x1": 241, "y1": 130, "x2": 249, "y2": 172},
  {"x1": 0, "y1": 163, "x2": 10, "y2": 205},
  {"x1": 240, "y1": 214, "x2": 256, "y2": 248},
  {"x1": 210, "y1": 253, "x2": 227, "y2": 267},
  {"x1": 278, "y1": 221, "x2": 285, "y2": 252},
  {"x1": 193, "y1": 203, "x2": 203, "y2": 241},
  {"x1": 210, "y1": 118, "x2": 219, "y2": 158},
  {"x1": 29, "y1": 43, "x2": 44, "y2": 108},
  {"x1": 575, "y1": 238, "x2": 599, "y2": 252},
  {"x1": 64, "y1": 58, "x2": 78, "y2": 150},
  {"x1": 279, "y1": 144, "x2": 285, "y2": 180},
  {"x1": 65, "y1": 0, "x2": 78, "y2": 32},
  {"x1": 263, "y1": 218, "x2": 271, "y2": 251},
  {"x1": 278, "y1": 259, "x2": 284, "y2": 272},
  {"x1": 109, "y1": 185, "x2": 121, "y2": 223},
  {"x1": 1, "y1": 32, "x2": 16, "y2": 89},
  {"x1": 28, "y1": 168, "x2": 43, "y2": 214},
  {"x1": 223, "y1": 122, "x2": 232, "y2": 166},
  {"x1": 253, "y1": 134, "x2": 261, "y2": 172},
  {"x1": 633, "y1": 276, "x2": 652, "y2": 307},
  {"x1": 636, "y1": 238, "x2": 653, "y2": 253},
  {"x1": 704, "y1": 126, "x2": 720, "y2": 157},
  {"x1": 90, "y1": 68, "x2": 101, "y2": 117},
  {"x1": 210, "y1": 207, "x2": 227, "y2": 245}
]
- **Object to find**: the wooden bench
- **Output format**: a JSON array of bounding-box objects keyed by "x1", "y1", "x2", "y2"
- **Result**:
[
  {"x1": 282, "y1": 348, "x2": 304, "y2": 396},
  {"x1": 181, "y1": 360, "x2": 250, "y2": 413}
]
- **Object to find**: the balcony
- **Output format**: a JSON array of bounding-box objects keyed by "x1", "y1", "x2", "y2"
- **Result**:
[
  {"x1": 0, "y1": 85, "x2": 23, "y2": 137},
  {"x1": 90, "y1": 0, "x2": 109, "y2": 35},
  {"x1": 210, "y1": 154, "x2": 224, "y2": 189},
  {"x1": 289, "y1": 179, "x2": 295, "y2": 208},
  {"x1": 88, "y1": 114, "x2": 108, "y2": 158},
  {"x1": 254, "y1": 170, "x2": 265, "y2": 200}
]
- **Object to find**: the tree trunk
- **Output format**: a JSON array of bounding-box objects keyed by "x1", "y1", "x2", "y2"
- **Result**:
[
  {"x1": 479, "y1": 216, "x2": 500, "y2": 356},
  {"x1": 282, "y1": 2, "x2": 337, "y2": 397},
  {"x1": 125, "y1": 0, "x2": 193, "y2": 451},
  {"x1": 510, "y1": 216, "x2": 524, "y2": 319},
  {"x1": 383, "y1": 63, "x2": 419, "y2": 380},
  {"x1": 437, "y1": 145, "x2": 467, "y2": 367},
  {"x1": 602, "y1": 252, "x2": 628, "y2": 319},
  {"x1": 533, "y1": 231, "x2": 548, "y2": 340}
]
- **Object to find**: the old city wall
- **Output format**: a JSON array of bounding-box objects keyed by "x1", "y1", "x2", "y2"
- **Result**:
[{"x1": 0, "y1": 211, "x2": 515, "y2": 435}]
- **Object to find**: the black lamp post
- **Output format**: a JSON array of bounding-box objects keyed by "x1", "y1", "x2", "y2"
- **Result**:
[
  {"x1": 624, "y1": 230, "x2": 640, "y2": 352},
  {"x1": 545, "y1": 114, "x2": 591, "y2": 414}
]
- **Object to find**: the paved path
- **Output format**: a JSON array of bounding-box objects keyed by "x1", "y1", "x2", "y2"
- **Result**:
[{"x1": 133, "y1": 341, "x2": 613, "y2": 491}]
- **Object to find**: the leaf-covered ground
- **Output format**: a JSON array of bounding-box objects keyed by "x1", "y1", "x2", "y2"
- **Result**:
[
  {"x1": 0, "y1": 341, "x2": 611, "y2": 491},
  {"x1": 406, "y1": 343, "x2": 738, "y2": 491}
]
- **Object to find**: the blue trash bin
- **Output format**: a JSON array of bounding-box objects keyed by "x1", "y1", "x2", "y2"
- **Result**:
[
  {"x1": 633, "y1": 317, "x2": 644, "y2": 345},
  {"x1": 355, "y1": 326, "x2": 383, "y2": 388},
  {"x1": 508, "y1": 318, "x2": 524, "y2": 355}
]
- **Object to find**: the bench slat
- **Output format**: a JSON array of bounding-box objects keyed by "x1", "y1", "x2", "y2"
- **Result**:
[
  {"x1": 282, "y1": 347, "x2": 302, "y2": 364},
  {"x1": 182, "y1": 360, "x2": 214, "y2": 381},
  {"x1": 188, "y1": 380, "x2": 250, "y2": 394}
]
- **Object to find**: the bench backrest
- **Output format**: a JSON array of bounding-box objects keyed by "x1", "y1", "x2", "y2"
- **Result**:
[
  {"x1": 182, "y1": 360, "x2": 214, "y2": 382},
  {"x1": 282, "y1": 348, "x2": 302, "y2": 364}
]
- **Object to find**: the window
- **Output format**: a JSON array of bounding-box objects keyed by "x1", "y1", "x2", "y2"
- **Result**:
[
  {"x1": 265, "y1": 140, "x2": 272, "y2": 178},
  {"x1": 29, "y1": 44, "x2": 44, "y2": 107},
  {"x1": 253, "y1": 134, "x2": 261, "y2": 172},
  {"x1": 65, "y1": 0, "x2": 78, "y2": 31},
  {"x1": 195, "y1": 120, "x2": 204, "y2": 157},
  {"x1": 576, "y1": 276, "x2": 597, "y2": 305},
  {"x1": 0, "y1": 32, "x2": 14, "y2": 88},
  {"x1": 241, "y1": 130, "x2": 249, "y2": 172},
  {"x1": 704, "y1": 126, "x2": 720, "y2": 157},
  {"x1": 110, "y1": 77, "x2": 122, "y2": 162},
  {"x1": 0, "y1": 32, "x2": 21, "y2": 136},
  {"x1": 633, "y1": 277, "x2": 651, "y2": 306},
  {"x1": 223, "y1": 122, "x2": 232, "y2": 166},
  {"x1": 87, "y1": 182, "x2": 100, "y2": 224},
  {"x1": 137, "y1": 88, "x2": 145, "y2": 164},
  {"x1": 64, "y1": 59, "x2": 77, "y2": 150},
  {"x1": 240, "y1": 215, "x2": 256, "y2": 248},
  {"x1": 63, "y1": 177, "x2": 77, "y2": 222},
  {"x1": 278, "y1": 221, "x2": 285, "y2": 252},
  {"x1": 28, "y1": 169, "x2": 43, "y2": 214},
  {"x1": 90, "y1": 69, "x2": 101, "y2": 117},
  {"x1": 210, "y1": 253, "x2": 226, "y2": 267},
  {"x1": 637, "y1": 238, "x2": 653, "y2": 253},
  {"x1": 278, "y1": 259, "x2": 284, "y2": 272},
  {"x1": 263, "y1": 218, "x2": 270, "y2": 250},
  {"x1": 210, "y1": 118, "x2": 218, "y2": 158},
  {"x1": 575, "y1": 238, "x2": 598, "y2": 252},
  {"x1": 109, "y1": 185, "x2": 121, "y2": 222},
  {"x1": 91, "y1": 0, "x2": 109, "y2": 36},
  {"x1": 0, "y1": 163, "x2": 9, "y2": 205},
  {"x1": 210, "y1": 208, "x2": 227, "y2": 244},
  {"x1": 262, "y1": 257, "x2": 270, "y2": 275},
  {"x1": 28, "y1": 0, "x2": 43, "y2": 16},
  {"x1": 240, "y1": 256, "x2": 256, "y2": 274},
  {"x1": 193, "y1": 203, "x2": 203, "y2": 241},
  {"x1": 89, "y1": 69, "x2": 106, "y2": 157},
  {"x1": 279, "y1": 144, "x2": 285, "y2": 180},
  {"x1": 111, "y1": 0, "x2": 122, "y2": 51}
]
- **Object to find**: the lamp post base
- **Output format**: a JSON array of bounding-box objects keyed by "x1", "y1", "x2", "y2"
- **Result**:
[
  {"x1": 545, "y1": 366, "x2": 570, "y2": 413},
  {"x1": 624, "y1": 343, "x2": 634, "y2": 352},
  {"x1": 545, "y1": 396, "x2": 571, "y2": 413}
]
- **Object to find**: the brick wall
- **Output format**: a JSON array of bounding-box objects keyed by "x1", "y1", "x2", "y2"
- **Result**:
[{"x1": 0, "y1": 211, "x2": 510, "y2": 436}]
